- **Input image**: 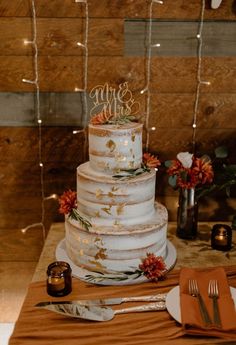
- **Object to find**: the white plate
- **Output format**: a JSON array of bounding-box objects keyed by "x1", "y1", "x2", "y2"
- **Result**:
[
  {"x1": 56, "y1": 239, "x2": 177, "y2": 286},
  {"x1": 166, "y1": 285, "x2": 236, "y2": 323}
]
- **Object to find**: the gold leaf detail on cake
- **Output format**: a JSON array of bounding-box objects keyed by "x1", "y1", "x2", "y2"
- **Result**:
[
  {"x1": 94, "y1": 237, "x2": 103, "y2": 244},
  {"x1": 114, "y1": 220, "x2": 121, "y2": 226},
  {"x1": 97, "y1": 161, "x2": 107, "y2": 169},
  {"x1": 96, "y1": 189, "x2": 103, "y2": 199},
  {"x1": 95, "y1": 211, "x2": 101, "y2": 218},
  {"x1": 101, "y1": 206, "x2": 112, "y2": 215},
  {"x1": 82, "y1": 239, "x2": 89, "y2": 244},
  {"x1": 116, "y1": 203, "x2": 126, "y2": 215},
  {"x1": 128, "y1": 161, "x2": 135, "y2": 168},
  {"x1": 106, "y1": 139, "x2": 116, "y2": 152},
  {"x1": 111, "y1": 186, "x2": 119, "y2": 192},
  {"x1": 131, "y1": 133, "x2": 136, "y2": 142},
  {"x1": 116, "y1": 153, "x2": 126, "y2": 162},
  {"x1": 79, "y1": 249, "x2": 84, "y2": 256},
  {"x1": 94, "y1": 248, "x2": 107, "y2": 260},
  {"x1": 88, "y1": 260, "x2": 104, "y2": 270},
  {"x1": 108, "y1": 192, "x2": 115, "y2": 198}
]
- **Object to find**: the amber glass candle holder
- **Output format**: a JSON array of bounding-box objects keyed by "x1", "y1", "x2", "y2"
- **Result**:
[
  {"x1": 47, "y1": 261, "x2": 72, "y2": 297},
  {"x1": 211, "y1": 224, "x2": 232, "y2": 251}
]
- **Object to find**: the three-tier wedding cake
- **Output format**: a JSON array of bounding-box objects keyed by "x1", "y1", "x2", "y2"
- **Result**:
[{"x1": 58, "y1": 83, "x2": 175, "y2": 284}]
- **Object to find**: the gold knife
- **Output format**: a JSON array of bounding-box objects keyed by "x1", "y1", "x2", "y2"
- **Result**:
[{"x1": 35, "y1": 293, "x2": 167, "y2": 307}]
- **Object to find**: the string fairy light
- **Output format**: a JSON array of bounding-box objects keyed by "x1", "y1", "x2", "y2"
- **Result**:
[
  {"x1": 192, "y1": 0, "x2": 210, "y2": 152},
  {"x1": 141, "y1": 0, "x2": 163, "y2": 152},
  {"x1": 21, "y1": 0, "x2": 46, "y2": 240},
  {"x1": 74, "y1": 0, "x2": 89, "y2": 129}
]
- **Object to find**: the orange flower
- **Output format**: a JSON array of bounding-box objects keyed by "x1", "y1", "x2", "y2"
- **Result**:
[
  {"x1": 192, "y1": 157, "x2": 214, "y2": 185},
  {"x1": 139, "y1": 253, "x2": 166, "y2": 282},
  {"x1": 143, "y1": 152, "x2": 161, "y2": 169},
  {"x1": 90, "y1": 110, "x2": 113, "y2": 125},
  {"x1": 59, "y1": 190, "x2": 77, "y2": 215},
  {"x1": 167, "y1": 154, "x2": 214, "y2": 189}
]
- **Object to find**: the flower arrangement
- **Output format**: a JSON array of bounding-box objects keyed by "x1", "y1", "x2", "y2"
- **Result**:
[
  {"x1": 85, "y1": 253, "x2": 167, "y2": 283},
  {"x1": 165, "y1": 146, "x2": 236, "y2": 201},
  {"x1": 112, "y1": 152, "x2": 161, "y2": 180},
  {"x1": 166, "y1": 152, "x2": 214, "y2": 191},
  {"x1": 58, "y1": 190, "x2": 92, "y2": 231}
]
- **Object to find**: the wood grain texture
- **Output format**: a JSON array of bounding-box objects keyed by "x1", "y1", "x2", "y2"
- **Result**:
[
  {"x1": 0, "y1": 18, "x2": 123, "y2": 56},
  {"x1": 0, "y1": 127, "x2": 86, "y2": 162},
  {"x1": 0, "y1": 0, "x2": 235, "y2": 19},
  {"x1": 125, "y1": 20, "x2": 236, "y2": 57},
  {"x1": 147, "y1": 128, "x2": 236, "y2": 159},
  {"x1": 0, "y1": 56, "x2": 235, "y2": 92},
  {"x1": 147, "y1": 93, "x2": 236, "y2": 129},
  {"x1": 0, "y1": 92, "x2": 235, "y2": 128}
]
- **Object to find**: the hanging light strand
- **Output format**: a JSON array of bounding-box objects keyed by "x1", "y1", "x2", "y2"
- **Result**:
[
  {"x1": 21, "y1": 0, "x2": 46, "y2": 241},
  {"x1": 75, "y1": 0, "x2": 89, "y2": 128},
  {"x1": 192, "y1": 0, "x2": 210, "y2": 152},
  {"x1": 142, "y1": 0, "x2": 163, "y2": 152},
  {"x1": 82, "y1": 0, "x2": 89, "y2": 127}
]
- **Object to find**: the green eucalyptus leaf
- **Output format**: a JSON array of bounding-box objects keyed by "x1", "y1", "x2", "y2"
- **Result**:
[
  {"x1": 165, "y1": 160, "x2": 172, "y2": 168},
  {"x1": 168, "y1": 175, "x2": 177, "y2": 188},
  {"x1": 215, "y1": 146, "x2": 228, "y2": 158},
  {"x1": 224, "y1": 164, "x2": 236, "y2": 175}
]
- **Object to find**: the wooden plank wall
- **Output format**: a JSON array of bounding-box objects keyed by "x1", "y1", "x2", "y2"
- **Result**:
[{"x1": 0, "y1": 0, "x2": 235, "y2": 229}]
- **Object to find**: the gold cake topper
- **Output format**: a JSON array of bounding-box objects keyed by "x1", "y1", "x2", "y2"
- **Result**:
[{"x1": 89, "y1": 82, "x2": 140, "y2": 124}]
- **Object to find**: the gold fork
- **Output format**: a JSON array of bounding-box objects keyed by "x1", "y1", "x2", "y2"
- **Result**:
[
  {"x1": 189, "y1": 279, "x2": 212, "y2": 326},
  {"x1": 208, "y1": 280, "x2": 222, "y2": 327}
]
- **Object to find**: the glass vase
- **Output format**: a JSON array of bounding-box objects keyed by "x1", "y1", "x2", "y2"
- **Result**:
[{"x1": 176, "y1": 187, "x2": 198, "y2": 240}]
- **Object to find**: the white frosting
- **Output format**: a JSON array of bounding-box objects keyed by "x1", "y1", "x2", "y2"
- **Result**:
[
  {"x1": 77, "y1": 162, "x2": 156, "y2": 226},
  {"x1": 64, "y1": 122, "x2": 169, "y2": 276},
  {"x1": 89, "y1": 122, "x2": 142, "y2": 173},
  {"x1": 65, "y1": 203, "x2": 168, "y2": 273}
]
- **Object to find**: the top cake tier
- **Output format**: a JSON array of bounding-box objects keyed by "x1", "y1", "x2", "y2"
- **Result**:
[{"x1": 89, "y1": 122, "x2": 143, "y2": 174}]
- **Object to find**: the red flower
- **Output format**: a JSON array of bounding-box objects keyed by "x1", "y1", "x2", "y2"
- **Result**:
[
  {"x1": 143, "y1": 152, "x2": 161, "y2": 169},
  {"x1": 90, "y1": 110, "x2": 113, "y2": 125},
  {"x1": 59, "y1": 190, "x2": 77, "y2": 215},
  {"x1": 167, "y1": 159, "x2": 183, "y2": 177},
  {"x1": 139, "y1": 253, "x2": 166, "y2": 282}
]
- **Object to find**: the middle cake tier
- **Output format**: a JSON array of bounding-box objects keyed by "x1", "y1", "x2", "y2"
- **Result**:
[{"x1": 77, "y1": 162, "x2": 156, "y2": 227}]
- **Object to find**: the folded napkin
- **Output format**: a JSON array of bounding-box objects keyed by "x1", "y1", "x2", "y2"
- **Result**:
[{"x1": 180, "y1": 267, "x2": 236, "y2": 338}]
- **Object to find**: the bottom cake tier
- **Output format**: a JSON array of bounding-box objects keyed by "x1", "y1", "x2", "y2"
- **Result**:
[{"x1": 64, "y1": 202, "x2": 169, "y2": 275}]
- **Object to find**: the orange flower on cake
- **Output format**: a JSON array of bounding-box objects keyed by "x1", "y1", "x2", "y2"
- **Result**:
[
  {"x1": 143, "y1": 152, "x2": 161, "y2": 169},
  {"x1": 139, "y1": 253, "x2": 167, "y2": 282},
  {"x1": 58, "y1": 190, "x2": 91, "y2": 231},
  {"x1": 59, "y1": 189, "x2": 77, "y2": 215},
  {"x1": 90, "y1": 110, "x2": 113, "y2": 125}
]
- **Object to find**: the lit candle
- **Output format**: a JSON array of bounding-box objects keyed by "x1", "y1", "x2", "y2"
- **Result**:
[
  {"x1": 47, "y1": 261, "x2": 72, "y2": 297},
  {"x1": 211, "y1": 224, "x2": 232, "y2": 251}
]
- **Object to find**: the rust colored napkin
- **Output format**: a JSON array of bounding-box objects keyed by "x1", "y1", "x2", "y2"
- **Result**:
[{"x1": 180, "y1": 267, "x2": 236, "y2": 338}]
